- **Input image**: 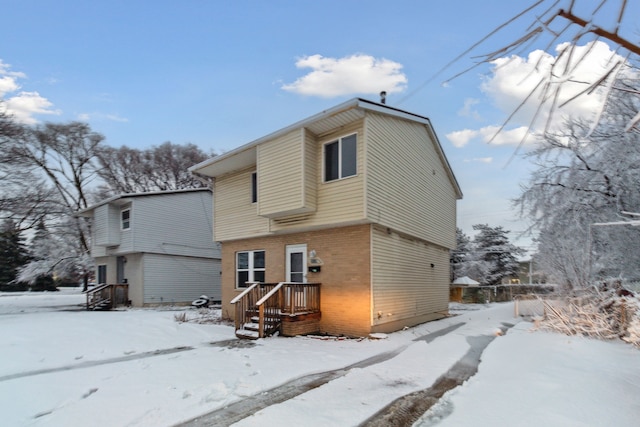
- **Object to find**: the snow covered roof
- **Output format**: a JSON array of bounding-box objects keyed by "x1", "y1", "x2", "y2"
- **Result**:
[{"x1": 452, "y1": 276, "x2": 480, "y2": 286}]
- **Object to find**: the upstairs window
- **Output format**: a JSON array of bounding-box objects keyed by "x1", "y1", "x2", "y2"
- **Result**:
[
  {"x1": 121, "y1": 209, "x2": 131, "y2": 230},
  {"x1": 324, "y1": 133, "x2": 357, "y2": 182},
  {"x1": 236, "y1": 250, "x2": 265, "y2": 288},
  {"x1": 251, "y1": 172, "x2": 257, "y2": 203}
]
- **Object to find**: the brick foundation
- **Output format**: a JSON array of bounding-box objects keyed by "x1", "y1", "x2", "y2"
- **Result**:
[{"x1": 280, "y1": 312, "x2": 321, "y2": 336}]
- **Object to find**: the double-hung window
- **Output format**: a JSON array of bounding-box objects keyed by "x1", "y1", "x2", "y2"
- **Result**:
[
  {"x1": 236, "y1": 250, "x2": 265, "y2": 288},
  {"x1": 121, "y1": 209, "x2": 131, "y2": 230},
  {"x1": 324, "y1": 133, "x2": 357, "y2": 182}
]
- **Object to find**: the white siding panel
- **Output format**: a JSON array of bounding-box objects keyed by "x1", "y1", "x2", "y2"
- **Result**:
[
  {"x1": 365, "y1": 113, "x2": 458, "y2": 249},
  {"x1": 371, "y1": 226, "x2": 449, "y2": 326},
  {"x1": 93, "y1": 204, "x2": 120, "y2": 247},
  {"x1": 118, "y1": 203, "x2": 134, "y2": 253},
  {"x1": 131, "y1": 191, "x2": 219, "y2": 258},
  {"x1": 142, "y1": 253, "x2": 221, "y2": 304},
  {"x1": 93, "y1": 205, "x2": 108, "y2": 245}
]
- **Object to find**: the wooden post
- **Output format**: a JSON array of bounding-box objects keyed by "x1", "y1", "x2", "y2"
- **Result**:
[{"x1": 258, "y1": 304, "x2": 265, "y2": 338}]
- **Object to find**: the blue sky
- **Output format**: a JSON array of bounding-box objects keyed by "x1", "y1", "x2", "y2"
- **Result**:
[{"x1": 2, "y1": 0, "x2": 638, "y2": 255}]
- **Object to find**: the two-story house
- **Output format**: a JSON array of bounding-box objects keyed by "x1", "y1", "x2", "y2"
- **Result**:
[
  {"x1": 190, "y1": 98, "x2": 462, "y2": 337},
  {"x1": 77, "y1": 188, "x2": 221, "y2": 307}
]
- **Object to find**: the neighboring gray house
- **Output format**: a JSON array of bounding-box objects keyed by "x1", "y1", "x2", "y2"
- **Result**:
[{"x1": 77, "y1": 188, "x2": 221, "y2": 306}]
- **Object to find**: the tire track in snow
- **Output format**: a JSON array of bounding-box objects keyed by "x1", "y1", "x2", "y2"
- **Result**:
[
  {"x1": 359, "y1": 322, "x2": 516, "y2": 427},
  {"x1": 0, "y1": 346, "x2": 193, "y2": 382},
  {"x1": 177, "y1": 322, "x2": 466, "y2": 427}
]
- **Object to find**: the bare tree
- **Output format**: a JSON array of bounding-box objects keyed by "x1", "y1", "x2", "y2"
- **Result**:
[
  {"x1": 1, "y1": 120, "x2": 104, "y2": 288},
  {"x1": 498, "y1": 0, "x2": 640, "y2": 136},
  {"x1": 96, "y1": 141, "x2": 212, "y2": 196},
  {"x1": 403, "y1": 0, "x2": 640, "y2": 142},
  {"x1": 516, "y1": 83, "x2": 640, "y2": 288}
]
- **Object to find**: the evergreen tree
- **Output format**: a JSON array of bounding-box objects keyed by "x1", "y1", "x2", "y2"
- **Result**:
[
  {"x1": 451, "y1": 228, "x2": 472, "y2": 280},
  {"x1": 0, "y1": 219, "x2": 30, "y2": 290},
  {"x1": 472, "y1": 224, "x2": 524, "y2": 286}
]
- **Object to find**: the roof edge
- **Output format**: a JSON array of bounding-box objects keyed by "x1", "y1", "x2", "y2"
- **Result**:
[{"x1": 76, "y1": 188, "x2": 211, "y2": 216}]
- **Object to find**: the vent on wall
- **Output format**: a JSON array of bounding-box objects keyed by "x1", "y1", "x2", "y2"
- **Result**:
[{"x1": 273, "y1": 214, "x2": 313, "y2": 225}]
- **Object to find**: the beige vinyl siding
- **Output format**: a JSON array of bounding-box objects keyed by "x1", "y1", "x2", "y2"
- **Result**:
[
  {"x1": 269, "y1": 121, "x2": 366, "y2": 232},
  {"x1": 257, "y1": 129, "x2": 316, "y2": 218},
  {"x1": 371, "y1": 225, "x2": 449, "y2": 326},
  {"x1": 365, "y1": 113, "x2": 457, "y2": 249},
  {"x1": 304, "y1": 129, "x2": 317, "y2": 213},
  {"x1": 214, "y1": 168, "x2": 270, "y2": 241}
]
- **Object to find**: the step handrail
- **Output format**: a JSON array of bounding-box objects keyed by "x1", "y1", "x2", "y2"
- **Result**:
[
  {"x1": 230, "y1": 282, "x2": 260, "y2": 304},
  {"x1": 86, "y1": 283, "x2": 111, "y2": 294},
  {"x1": 255, "y1": 282, "x2": 287, "y2": 306}
]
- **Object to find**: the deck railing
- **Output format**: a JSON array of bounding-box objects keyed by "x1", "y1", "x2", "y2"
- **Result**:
[
  {"x1": 86, "y1": 283, "x2": 129, "y2": 310},
  {"x1": 231, "y1": 282, "x2": 321, "y2": 338}
]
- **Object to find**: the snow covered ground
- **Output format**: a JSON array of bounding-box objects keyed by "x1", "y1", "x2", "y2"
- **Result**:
[{"x1": 1, "y1": 289, "x2": 638, "y2": 426}]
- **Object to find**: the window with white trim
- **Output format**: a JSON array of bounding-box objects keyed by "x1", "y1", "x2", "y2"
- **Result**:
[
  {"x1": 121, "y1": 208, "x2": 131, "y2": 230},
  {"x1": 236, "y1": 250, "x2": 265, "y2": 288},
  {"x1": 324, "y1": 133, "x2": 357, "y2": 182}
]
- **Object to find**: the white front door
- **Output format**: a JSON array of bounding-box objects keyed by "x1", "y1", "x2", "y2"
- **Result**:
[{"x1": 286, "y1": 244, "x2": 307, "y2": 283}]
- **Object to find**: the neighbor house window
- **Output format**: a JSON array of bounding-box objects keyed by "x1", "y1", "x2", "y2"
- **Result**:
[
  {"x1": 121, "y1": 209, "x2": 131, "y2": 230},
  {"x1": 324, "y1": 133, "x2": 357, "y2": 182},
  {"x1": 97, "y1": 265, "x2": 107, "y2": 284},
  {"x1": 236, "y1": 250, "x2": 265, "y2": 288},
  {"x1": 251, "y1": 172, "x2": 257, "y2": 203}
]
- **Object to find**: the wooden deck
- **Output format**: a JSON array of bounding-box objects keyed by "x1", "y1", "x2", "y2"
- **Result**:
[
  {"x1": 86, "y1": 283, "x2": 129, "y2": 310},
  {"x1": 231, "y1": 282, "x2": 321, "y2": 339}
]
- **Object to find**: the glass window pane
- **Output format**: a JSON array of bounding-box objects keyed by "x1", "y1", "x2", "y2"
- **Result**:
[
  {"x1": 253, "y1": 251, "x2": 265, "y2": 268},
  {"x1": 341, "y1": 134, "x2": 357, "y2": 177},
  {"x1": 237, "y1": 252, "x2": 249, "y2": 269},
  {"x1": 290, "y1": 252, "x2": 303, "y2": 273},
  {"x1": 291, "y1": 272, "x2": 303, "y2": 283},
  {"x1": 324, "y1": 141, "x2": 339, "y2": 181},
  {"x1": 237, "y1": 271, "x2": 249, "y2": 287},
  {"x1": 251, "y1": 172, "x2": 257, "y2": 203},
  {"x1": 253, "y1": 271, "x2": 265, "y2": 283}
]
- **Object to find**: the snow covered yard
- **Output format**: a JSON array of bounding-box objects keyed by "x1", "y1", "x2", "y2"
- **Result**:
[{"x1": 1, "y1": 289, "x2": 639, "y2": 426}]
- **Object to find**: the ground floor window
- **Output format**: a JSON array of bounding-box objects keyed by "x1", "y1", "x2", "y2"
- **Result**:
[{"x1": 236, "y1": 250, "x2": 265, "y2": 288}]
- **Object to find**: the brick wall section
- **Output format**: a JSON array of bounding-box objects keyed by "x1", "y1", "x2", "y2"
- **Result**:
[
  {"x1": 221, "y1": 224, "x2": 372, "y2": 337},
  {"x1": 281, "y1": 313, "x2": 321, "y2": 336}
]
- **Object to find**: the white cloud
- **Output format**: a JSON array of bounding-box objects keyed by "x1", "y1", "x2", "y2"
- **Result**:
[
  {"x1": 446, "y1": 128, "x2": 479, "y2": 148},
  {"x1": 282, "y1": 54, "x2": 407, "y2": 98},
  {"x1": 77, "y1": 112, "x2": 129, "y2": 123},
  {"x1": 481, "y1": 41, "x2": 624, "y2": 130},
  {"x1": 464, "y1": 157, "x2": 493, "y2": 163},
  {"x1": 446, "y1": 126, "x2": 531, "y2": 148},
  {"x1": 0, "y1": 59, "x2": 60, "y2": 124},
  {"x1": 4, "y1": 91, "x2": 61, "y2": 125},
  {"x1": 458, "y1": 98, "x2": 481, "y2": 120},
  {"x1": 448, "y1": 41, "x2": 627, "y2": 150}
]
